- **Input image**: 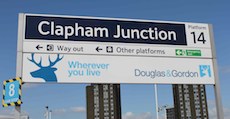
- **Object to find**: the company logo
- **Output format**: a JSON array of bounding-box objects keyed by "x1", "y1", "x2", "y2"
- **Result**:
[
  {"x1": 134, "y1": 65, "x2": 212, "y2": 79},
  {"x1": 199, "y1": 65, "x2": 211, "y2": 77},
  {"x1": 27, "y1": 53, "x2": 63, "y2": 82},
  {"x1": 134, "y1": 69, "x2": 199, "y2": 79}
]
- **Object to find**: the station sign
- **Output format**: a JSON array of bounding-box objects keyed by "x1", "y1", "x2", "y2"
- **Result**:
[
  {"x1": 2, "y1": 78, "x2": 22, "y2": 107},
  {"x1": 22, "y1": 14, "x2": 212, "y2": 58},
  {"x1": 18, "y1": 13, "x2": 215, "y2": 84}
]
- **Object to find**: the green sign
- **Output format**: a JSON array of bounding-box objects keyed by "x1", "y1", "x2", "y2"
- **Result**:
[
  {"x1": 176, "y1": 49, "x2": 201, "y2": 56},
  {"x1": 186, "y1": 50, "x2": 201, "y2": 56},
  {"x1": 175, "y1": 49, "x2": 186, "y2": 56}
]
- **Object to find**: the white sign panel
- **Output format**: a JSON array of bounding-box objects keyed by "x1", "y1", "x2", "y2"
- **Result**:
[
  {"x1": 22, "y1": 53, "x2": 215, "y2": 84},
  {"x1": 18, "y1": 13, "x2": 215, "y2": 84}
]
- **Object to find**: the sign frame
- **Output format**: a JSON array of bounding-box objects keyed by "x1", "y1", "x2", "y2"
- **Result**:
[
  {"x1": 19, "y1": 13, "x2": 215, "y2": 84},
  {"x1": 16, "y1": 13, "x2": 224, "y2": 118}
]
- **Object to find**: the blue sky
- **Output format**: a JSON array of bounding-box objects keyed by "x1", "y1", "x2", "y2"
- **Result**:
[{"x1": 0, "y1": 1, "x2": 230, "y2": 119}]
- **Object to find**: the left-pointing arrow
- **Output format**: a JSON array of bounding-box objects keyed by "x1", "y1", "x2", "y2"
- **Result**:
[
  {"x1": 36, "y1": 45, "x2": 43, "y2": 50},
  {"x1": 96, "y1": 46, "x2": 103, "y2": 52}
]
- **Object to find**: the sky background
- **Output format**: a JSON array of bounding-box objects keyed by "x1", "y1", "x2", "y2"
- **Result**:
[{"x1": 0, "y1": 1, "x2": 230, "y2": 119}]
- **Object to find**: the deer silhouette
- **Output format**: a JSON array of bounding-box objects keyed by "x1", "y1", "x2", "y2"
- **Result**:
[{"x1": 28, "y1": 53, "x2": 64, "y2": 82}]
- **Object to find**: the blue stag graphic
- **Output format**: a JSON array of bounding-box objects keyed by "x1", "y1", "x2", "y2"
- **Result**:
[{"x1": 28, "y1": 53, "x2": 64, "y2": 82}]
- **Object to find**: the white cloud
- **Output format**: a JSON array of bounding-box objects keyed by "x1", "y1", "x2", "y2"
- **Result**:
[
  {"x1": 122, "y1": 102, "x2": 230, "y2": 119},
  {"x1": 70, "y1": 107, "x2": 86, "y2": 113},
  {"x1": 0, "y1": 115, "x2": 14, "y2": 119},
  {"x1": 122, "y1": 112, "x2": 154, "y2": 119},
  {"x1": 122, "y1": 112, "x2": 135, "y2": 119},
  {"x1": 219, "y1": 66, "x2": 230, "y2": 74},
  {"x1": 208, "y1": 100, "x2": 230, "y2": 119},
  {"x1": 53, "y1": 108, "x2": 67, "y2": 114},
  {"x1": 208, "y1": 106, "x2": 230, "y2": 119},
  {"x1": 0, "y1": 109, "x2": 29, "y2": 119},
  {"x1": 44, "y1": 106, "x2": 85, "y2": 116},
  {"x1": 0, "y1": 108, "x2": 14, "y2": 115},
  {"x1": 22, "y1": 84, "x2": 38, "y2": 89}
]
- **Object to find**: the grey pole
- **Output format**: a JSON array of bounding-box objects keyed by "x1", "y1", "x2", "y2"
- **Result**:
[
  {"x1": 213, "y1": 59, "x2": 224, "y2": 119},
  {"x1": 49, "y1": 110, "x2": 52, "y2": 119},
  {"x1": 15, "y1": 106, "x2": 21, "y2": 119},
  {"x1": 209, "y1": 24, "x2": 224, "y2": 119},
  {"x1": 45, "y1": 106, "x2": 49, "y2": 119},
  {"x1": 154, "y1": 84, "x2": 159, "y2": 119},
  {"x1": 15, "y1": 13, "x2": 24, "y2": 119}
]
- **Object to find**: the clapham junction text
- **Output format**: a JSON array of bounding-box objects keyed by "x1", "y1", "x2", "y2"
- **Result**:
[{"x1": 25, "y1": 15, "x2": 187, "y2": 45}]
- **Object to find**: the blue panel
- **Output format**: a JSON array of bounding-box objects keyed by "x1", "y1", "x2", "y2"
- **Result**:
[{"x1": 4, "y1": 81, "x2": 20, "y2": 104}]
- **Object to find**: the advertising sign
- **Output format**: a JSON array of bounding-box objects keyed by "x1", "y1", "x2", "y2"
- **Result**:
[
  {"x1": 22, "y1": 53, "x2": 214, "y2": 84},
  {"x1": 18, "y1": 13, "x2": 215, "y2": 84}
]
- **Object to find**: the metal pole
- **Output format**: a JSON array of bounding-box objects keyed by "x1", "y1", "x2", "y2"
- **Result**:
[
  {"x1": 165, "y1": 108, "x2": 167, "y2": 119},
  {"x1": 15, "y1": 13, "x2": 24, "y2": 119},
  {"x1": 15, "y1": 106, "x2": 21, "y2": 119},
  {"x1": 45, "y1": 106, "x2": 49, "y2": 119},
  {"x1": 213, "y1": 59, "x2": 224, "y2": 119},
  {"x1": 154, "y1": 84, "x2": 159, "y2": 119},
  {"x1": 49, "y1": 110, "x2": 52, "y2": 119},
  {"x1": 209, "y1": 24, "x2": 224, "y2": 119}
]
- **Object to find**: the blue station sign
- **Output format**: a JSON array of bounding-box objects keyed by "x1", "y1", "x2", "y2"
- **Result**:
[{"x1": 25, "y1": 15, "x2": 187, "y2": 45}]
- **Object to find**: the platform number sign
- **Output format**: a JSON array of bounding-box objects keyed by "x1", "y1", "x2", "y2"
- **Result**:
[
  {"x1": 191, "y1": 32, "x2": 206, "y2": 44},
  {"x1": 2, "y1": 77, "x2": 22, "y2": 107}
]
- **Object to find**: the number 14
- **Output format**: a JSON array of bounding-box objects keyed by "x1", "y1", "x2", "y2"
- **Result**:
[{"x1": 191, "y1": 32, "x2": 206, "y2": 44}]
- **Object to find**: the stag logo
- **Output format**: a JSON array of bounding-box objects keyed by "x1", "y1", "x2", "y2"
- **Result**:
[
  {"x1": 27, "y1": 53, "x2": 64, "y2": 82},
  {"x1": 199, "y1": 65, "x2": 211, "y2": 78}
]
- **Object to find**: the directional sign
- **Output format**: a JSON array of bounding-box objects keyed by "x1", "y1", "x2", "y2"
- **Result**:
[
  {"x1": 17, "y1": 13, "x2": 215, "y2": 84},
  {"x1": 21, "y1": 14, "x2": 212, "y2": 58},
  {"x1": 23, "y1": 42, "x2": 212, "y2": 58},
  {"x1": 175, "y1": 49, "x2": 185, "y2": 56},
  {"x1": 36, "y1": 45, "x2": 43, "y2": 50},
  {"x1": 186, "y1": 50, "x2": 202, "y2": 56},
  {"x1": 2, "y1": 77, "x2": 22, "y2": 107},
  {"x1": 176, "y1": 49, "x2": 202, "y2": 57},
  {"x1": 96, "y1": 46, "x2": 103, "y2": 52}
]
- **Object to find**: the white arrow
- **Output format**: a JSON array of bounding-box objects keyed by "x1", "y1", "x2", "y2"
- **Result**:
[{"x1": 176, "y1": 50, "x2": 182, "y2": 55}]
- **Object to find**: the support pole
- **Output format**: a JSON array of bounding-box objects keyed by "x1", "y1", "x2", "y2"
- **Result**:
[
  {"x1": 15, "y1": 13, "x2": 24, "y2": 119},
  {"x1": 209, "y1": 24, "x2": 224, "y2": 119},
  {"x1": 45, "y1": 106, "x2": 49, "y2": 119},
  {"x1": 154, "y1": 84, "x2": 159, "y2": 119},
  {"x1": 165, "y1": 108, "x2": 167, "y2": 119},
  {"x1": 15, "y1": 106, "x2": 21, "y2": 119},
  {"x1": 49, "y1": 110, "x2": 52, "y2": 119},
  {"x1": 213, "y1": 59, "x2": 224, "y2": 119}
]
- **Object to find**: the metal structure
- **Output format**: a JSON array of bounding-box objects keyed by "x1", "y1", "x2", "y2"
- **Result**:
[{"x1": 11, "y1": 13, "x2": 224, "y2": 119}]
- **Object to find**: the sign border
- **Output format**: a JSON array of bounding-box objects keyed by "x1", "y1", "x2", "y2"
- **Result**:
[
  {"x1": 16, "y1": 13, "x2": 224, "y2": 119},
  {"x1": 18, "y1": 13, "x2": 215, "y2": 84}
]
